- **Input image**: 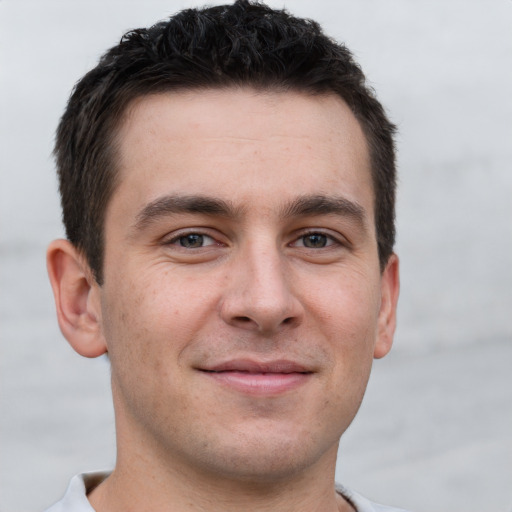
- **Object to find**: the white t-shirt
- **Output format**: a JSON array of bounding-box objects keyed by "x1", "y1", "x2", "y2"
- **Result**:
[{"x1": 44, "y1": 472, "x2": 411, "y2": 512}]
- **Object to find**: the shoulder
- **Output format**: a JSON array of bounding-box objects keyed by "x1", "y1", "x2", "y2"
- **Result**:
[
  {"x1": 336, "y1": 483, "x2": 412, "y2": 512},
  {"x1": 44, "y1": 471, "x2": 110, "y2": 512}
]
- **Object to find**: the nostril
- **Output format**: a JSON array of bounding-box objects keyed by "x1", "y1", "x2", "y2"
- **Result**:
[
  {"x1": 234, "y1": 316, "x2": 295, "y2": 326},
  {"x1": 234, "y1": 316, "x2": 252, "y2": 324}
]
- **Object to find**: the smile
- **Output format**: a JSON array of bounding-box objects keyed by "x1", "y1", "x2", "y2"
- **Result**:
[{"x1": 198, "y1": 360, "x2": 314, "y2": 395}]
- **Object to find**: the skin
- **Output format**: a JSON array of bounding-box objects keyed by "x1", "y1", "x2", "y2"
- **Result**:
[{"x1": 47, "y1": 88, "x2": 399, "y2": 512}]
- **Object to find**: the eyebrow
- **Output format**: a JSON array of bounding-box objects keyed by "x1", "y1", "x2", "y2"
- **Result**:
[
  {"x1": 281, "y1": 194, "x2": 367, "y2": 227},
  {"x1": 133, "y1": 193, "x2": 368, "y2": 232},
  {"x1": 133, "y1": 195, "x2": 242, "y2": 231}
]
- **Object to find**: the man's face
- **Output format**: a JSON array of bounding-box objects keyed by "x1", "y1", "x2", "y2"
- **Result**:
[{"x1": 94, "y1": 88, "x2": 398, "y2": 481}]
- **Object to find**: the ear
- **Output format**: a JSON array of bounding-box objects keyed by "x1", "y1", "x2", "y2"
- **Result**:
[
  {"x1": 373, "y1": 253, "x2": 400, "y2": 359},
  {"x1": 47, "y1": 239, "x2": 107, "y2": 358}
]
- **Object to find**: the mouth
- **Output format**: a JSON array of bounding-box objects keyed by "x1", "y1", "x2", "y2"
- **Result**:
[{"x1": 197, "y1": 359, "x2": 314, "y2": 395}]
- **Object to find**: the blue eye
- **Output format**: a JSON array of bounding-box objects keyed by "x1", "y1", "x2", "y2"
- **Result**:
[
  {"x1": 301, "y1": 233, "x2": 329, "y2": 248},
  {"x1": 176, "y1": 233, "x2": 215, "y2": 248},
  {"x1": 293, "y1": 232, "x2": 338, "y2": 249}
]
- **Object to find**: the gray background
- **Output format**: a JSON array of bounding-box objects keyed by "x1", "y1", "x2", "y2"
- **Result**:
[{"x1": 1, "y1": 1, "x2": 511, "y2": 511}]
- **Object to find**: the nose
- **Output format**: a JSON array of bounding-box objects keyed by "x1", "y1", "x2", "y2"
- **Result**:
[{"x1": 219, "y1": 242, "x2": 304, "y2": 335}]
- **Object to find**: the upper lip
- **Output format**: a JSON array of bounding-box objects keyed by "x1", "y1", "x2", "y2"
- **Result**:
[{"x1": 199, "y1": 359, "x2": 313, "y2": 374}]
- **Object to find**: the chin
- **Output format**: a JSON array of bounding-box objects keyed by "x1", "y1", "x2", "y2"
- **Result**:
[{"x1": 190, "y1": 429, "x2": 337, "y2": 484}]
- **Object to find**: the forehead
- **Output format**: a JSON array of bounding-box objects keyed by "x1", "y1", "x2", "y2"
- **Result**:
[{"x1": 111, "y1": 88, "x2": 373, "y2": 220}]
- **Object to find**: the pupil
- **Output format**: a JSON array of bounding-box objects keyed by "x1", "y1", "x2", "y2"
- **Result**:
[
  {"x1": 304, "y1": 234, "x2": 327, "y2": 248},
  {"x1": 180, "y1": 234, "x2": 203, "y2": 248}
]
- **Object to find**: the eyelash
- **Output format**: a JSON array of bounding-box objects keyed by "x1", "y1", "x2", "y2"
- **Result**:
[
  {"x1": 163, "y1": 229, "x2": 344, "y2": 250},
  {"x1": 164, "y1": 230, "x2": 221, "y2": 249},
  {"x1": 290, "y1": 230, "x2": 344, "y2": 249}
]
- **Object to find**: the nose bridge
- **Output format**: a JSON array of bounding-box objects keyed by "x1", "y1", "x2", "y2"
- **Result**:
[
  {"x1": 220, "y1": 235, "x2": 302, "y2": 333},
  {"x1": 247, "y1": 239, "x2": 287, "y2": 302}
]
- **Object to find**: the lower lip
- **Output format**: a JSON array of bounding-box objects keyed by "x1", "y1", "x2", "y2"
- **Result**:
[{"x1": 201, "y1": 371, "x2": 311, "y2": 395}]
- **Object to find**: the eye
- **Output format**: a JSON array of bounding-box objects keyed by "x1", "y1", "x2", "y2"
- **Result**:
[
  {"x1": 301, "y1": 233, "x2": 329, "y2": 248},
  {"x1": 173, "y1": 233, "x2": 216, "y2": 248},
  {"x1": 292, "y1": 232, "x2": 337, "y2": 249}
]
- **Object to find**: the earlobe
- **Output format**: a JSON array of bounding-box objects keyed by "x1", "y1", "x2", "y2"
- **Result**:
[
  {"x1": 373, "y1": 253, "x2": 400, "y2": 359},
  {"x1": 46, "y1": 239, "x2": 107, "y2": 358}
]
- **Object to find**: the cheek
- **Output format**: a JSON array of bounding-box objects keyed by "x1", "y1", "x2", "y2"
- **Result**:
[
  {"x1": 306, "y1": 269, "x2": 381, "y2": 345},
  {"x1": 100, "y1": 264, "x2": 218, "y2": 369},
  {"x1": 99, "y1": 270, "x2": 203, "y2": 421},
  {"x1": 302, "y1": 270, "x2": 380, "y2": 398}
]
